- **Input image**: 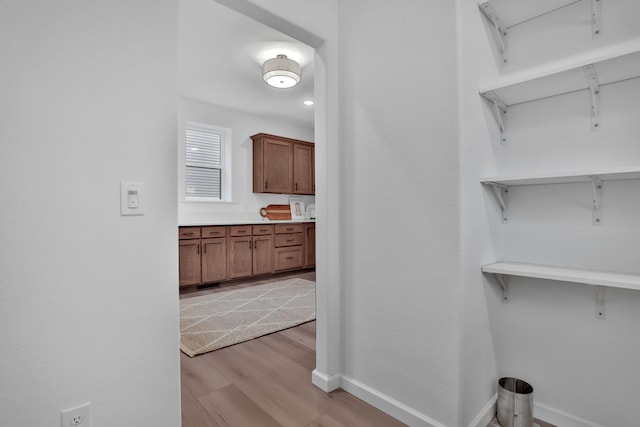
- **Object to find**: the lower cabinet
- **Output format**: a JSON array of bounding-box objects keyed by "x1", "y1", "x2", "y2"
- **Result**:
[
  {"x1": 228, "y1": 236, "x2": 253, "y2": 279},
  {"x1": 274, "y1": 224, "x2": 304, "y2": 271},
  {"x1": 202, "y1": 237, "x2": 227, "y2": 283},
  {"x1": 179, "y1": 238, "x2": 201, "y2": 286},
  {"x1": 178, "y1": 222, "x2": 314, "y2": 288},
  {"x1": 179, "y1": 227, "x2": 201, "y2": 287},
  {"x1": 252, "y1": 225, "x2": 274, "y2": 276},
  {"x1": 305, "y1": 223, "x2": 316, "y2": 268},
  {"x1": 275, "y1": 247, "x2": 304, "y2": 271}
]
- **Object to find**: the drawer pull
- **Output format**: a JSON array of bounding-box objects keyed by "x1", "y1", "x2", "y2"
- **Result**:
[
  {"x1": 286, "y1": 228, "x2": 294, "y2": 231},
  {"x1": 183, "y1": 232, "x2": 194, "y2": 236},
  {"x1": 286, "y1": 256, "x2": 295, "y2": 260},
  {"x1": 287, "y1": 239, "x2": 294, "y2": 242}
]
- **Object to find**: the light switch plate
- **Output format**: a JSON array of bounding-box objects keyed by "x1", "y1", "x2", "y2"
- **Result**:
[{"x1": 120, "y1": 181, "x2": 144, "y2": 216}]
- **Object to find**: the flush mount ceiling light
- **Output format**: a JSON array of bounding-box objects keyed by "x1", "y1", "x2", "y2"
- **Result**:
[{"x1": 262, "y1": 54, "x2": 301, "y2": 89}]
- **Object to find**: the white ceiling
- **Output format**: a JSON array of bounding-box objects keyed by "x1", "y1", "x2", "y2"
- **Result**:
[{"x1": 178, "y1": 0, "x2": 315, "y2": 127}]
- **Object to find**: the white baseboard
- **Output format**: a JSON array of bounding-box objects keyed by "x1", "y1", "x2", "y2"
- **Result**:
[
  {"x1": 340, "y1": 375, "x2": 447, "y2": 427},
  {"x1": 313, "y1": 374, "x2": 606, "y2": 427},
  {"x1": 467, "y1": 393, "x2": 497, "y2": 427},
  {"x1": 311, "y1": 369, "x2": 340, "y2": 392},
  {"x1": 466, "y1": 395, "x2": 606, "y2": 427},
  {"x1": 534, "y1": 401, "x2": 606, "y2": 427}
]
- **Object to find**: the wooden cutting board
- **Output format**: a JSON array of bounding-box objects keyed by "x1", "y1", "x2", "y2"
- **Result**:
[{"x1": 259, "y1": 204, "x2": 291, "y2": 220}]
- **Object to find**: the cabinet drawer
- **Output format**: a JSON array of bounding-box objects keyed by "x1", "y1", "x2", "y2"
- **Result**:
[
  {"x1": 202, "y1": 226, "x2": 227, "y2": 238},
  {"x1": 179, "y1": 227, "x2": 201, "y2": 239},
  {"x1": 274, "y1": 233, "x2": 303, "y2": 247},
  {"x1": 274, "y1": 247, "x2": 304, "y2": 271},
  {"x1": 252, "y1": 224, "x2": 274, "y2": 236},
  {"x1": 275, "y1": 224, "x2": 304, "y2": 234},
  {"x1": 229, "y1": 225, "x2": 252, "y2": 237}
]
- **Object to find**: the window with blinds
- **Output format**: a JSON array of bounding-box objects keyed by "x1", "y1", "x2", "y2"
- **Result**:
[{"x1": 185, "y1": 123, "x2": 229, "y2": 200}]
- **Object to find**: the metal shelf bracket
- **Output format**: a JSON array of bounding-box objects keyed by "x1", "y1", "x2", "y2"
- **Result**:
[
  {"x1": 591, "y1": 0, "x2": 602, "y2": 39},
  {"x1": 481, "y1": 91, "x2": 508, "y2": 144},
  {"x1": 495, "y1": 274, "x2": 509, "y2": 303},
  {"x1": 595, "y1": 285, "x2": 606, "y2": 319},
  {"x1": 480, "y1": 0, "x2": 602, "y2": 62},
  {"x1": 590, "y1": 175, "x2": 603, "y2": 226},
  {"x1": 486, "y1": 182, "x2": 509, "y2": 223},
  {"x1": 479, "y1": 0, "x2": 508, "y2": 64},
  {"x1": 583, "y1": 64, "x2": 600, "y2": 130}
]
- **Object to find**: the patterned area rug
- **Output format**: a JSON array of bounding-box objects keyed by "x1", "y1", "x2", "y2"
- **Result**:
[{"x1": 180, "y1": 278, "x2": 316, "y2": 357}]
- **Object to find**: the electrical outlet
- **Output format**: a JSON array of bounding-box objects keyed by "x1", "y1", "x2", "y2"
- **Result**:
[{"x1": 61, "y1": 402, "x2": 91, "y2": 427}]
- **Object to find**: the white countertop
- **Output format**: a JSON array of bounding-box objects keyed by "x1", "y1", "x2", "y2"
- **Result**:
[{"x1": 179, "y1": 219, "x2": 315, "y2": 227}]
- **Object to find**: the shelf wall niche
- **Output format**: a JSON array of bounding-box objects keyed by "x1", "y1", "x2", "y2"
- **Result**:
[{"x1": 477, "y1": 0, "x2": 640, "y2": 309}]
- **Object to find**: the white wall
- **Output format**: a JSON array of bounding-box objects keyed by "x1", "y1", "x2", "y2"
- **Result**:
[
  {"x1": 457, "y1": 0, "x2": 502, "y2": 424},
  {"x1": 178, "y1": 97, "x2": 314, "y2": 224},
  {"x1": 240, "y1": 2, "x2": 465, "y2": 425},
  {"x1": 460, "y1": 0, "x2": 640, "y2": 425},
  {"x1": 0, "y1": 2, "x2": 181, "y2": 426},
  {"x1": 339, "y1": 1, "x2": 461, "y2": 426},
  {"x1": 239, "y1": 0, "x2": 344, "y2": 393}
]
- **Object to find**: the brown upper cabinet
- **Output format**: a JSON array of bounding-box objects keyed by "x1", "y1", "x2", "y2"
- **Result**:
[
  {"x1": 293, "y1": 142, "x2": 314, "y2": 194},
  {"x1": 252, "y1": 133, "x2": 315, "y2": 195}
]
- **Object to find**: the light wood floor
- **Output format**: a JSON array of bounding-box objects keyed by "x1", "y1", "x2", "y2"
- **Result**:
[
  {"x1": 179, "y1": 271, "x2": 407, "y2": 427},
  {"x1": 179, "y1": 272, "x2": 555, "y2": 427}
]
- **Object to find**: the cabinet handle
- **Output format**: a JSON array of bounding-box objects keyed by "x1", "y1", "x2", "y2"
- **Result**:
[
  {"x1": 286, "y1": 256, "x2": 294, "y2": 260},
  {"x1": 265, "y1": 180, "x2": 268, "y2": 189},
  {"x1": 183, "y1": 232, "x2": 194, "y2": 236},
  {"x1": 287, "y1": 239, "x2": 294, "y2": 242},
  {"x1": 203, "y1": 243, "x2": 206, "y2": 254},
  {"x1": 197, "y1": 243, "x2": 200, "y2": 254},
  {"x1": 295, "y1": 182, "x2": 298, "y2": 191}
]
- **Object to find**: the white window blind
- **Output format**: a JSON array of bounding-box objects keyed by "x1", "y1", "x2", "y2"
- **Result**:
[{"x1": 185, "y1": 124, "x2": 224, "y2": 199}]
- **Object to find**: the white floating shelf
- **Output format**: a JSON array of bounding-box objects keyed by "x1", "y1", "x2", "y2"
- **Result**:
[
  {"x1": 479, "y1": 0, "x2": 602, "y2": 65},
  {"x1": 481, "y1": 166, "x2": 640, "y2": 225},
  {"x1": 482, "y1": 261, "x2": 640, "y2": 291},
  {"x1": 479, "y1": 47, "x2": 640, "y2": 107},
  {"x1": 478, "y1": 41, "x2": 640, "y2": 143},
  {"x1": 481, "y1": 166, "x2": 640, "y2": 186}
]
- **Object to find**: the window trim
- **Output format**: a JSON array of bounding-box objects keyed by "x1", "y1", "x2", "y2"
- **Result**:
[{"x1": 182, "y1": 121, "x2": 232, "y2": 203}]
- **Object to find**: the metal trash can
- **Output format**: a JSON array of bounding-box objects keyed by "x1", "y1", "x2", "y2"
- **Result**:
[{"x1": 497, "y1": 377, "x2": 534, "y2": 427}]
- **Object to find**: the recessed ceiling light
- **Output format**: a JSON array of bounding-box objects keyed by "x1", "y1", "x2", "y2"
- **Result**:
[{"x1": 303, "y1": 100, "x2": 314, "y2": 106}]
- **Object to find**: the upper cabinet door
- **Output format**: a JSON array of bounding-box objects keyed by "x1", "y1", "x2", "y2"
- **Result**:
[
  {"x1": 252, "y1": 135, "x2": 292, "y2": 194},
  {"x1": 293, "y1": 142, "x2": 314, "y2": 194},
  {"x1": 252, "y1": 133, "x2": 314, "y2": 195},
  {"x1": 263, "y1": 138, "x2": 293, "y2": 193}
]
